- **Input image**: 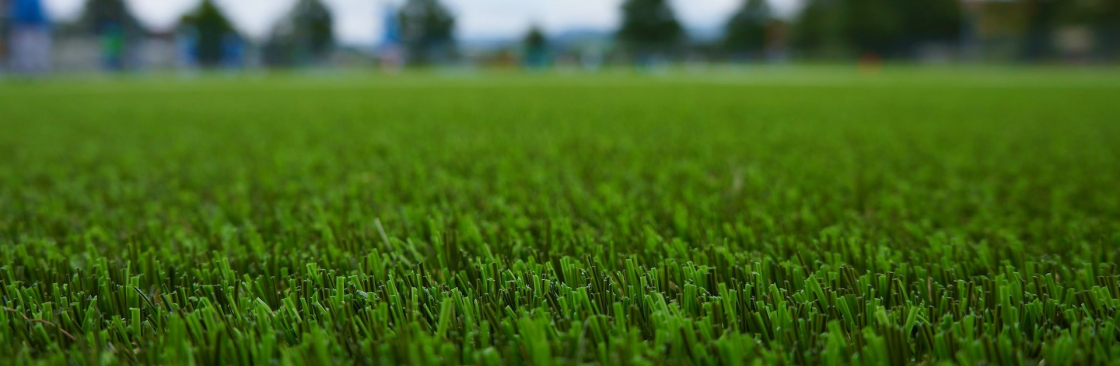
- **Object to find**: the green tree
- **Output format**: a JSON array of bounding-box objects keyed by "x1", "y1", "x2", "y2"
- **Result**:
[
  {"x1": 80, "y1": 0, "x2": 142, "y2": 69},
  {"x1": 723, "y1": 0, "x2": 771, "y2": 57},
  {"x1": 898, "y1": 0, "x2": 961, "y2": 45},
  {"x1": 523, "y1": 25, "x2": 548, "y2": 68},
  {"x1": 1021, "y1": 0, "x2": 1059, "y2": 60},
  {"x1": 295, "y1": 0, "x2": 333, "y2": 60},
  {"x1": 792, "y1": 0, "x2": 845, "y2": 58},
  {"x1": 617, "y1": 0, "x2": 684, "y2": 56},
  {"x1": 794, "y1": 0, "x2": 959, "y2": 59},
  {"x1": 1096, "y1": 0, "x2": 1120, "y2": 59},
  {"x1": 842, "y1": 0, "x2": 902, "y2": 56},
  {"x1": 80, "y1": 0, "x2": 139, "y2": 32},
  {"x1": 524, "y1": 25, "x2": 546, "y2": 52},
  {"x1": 266, "y1": 0, "x2": 334, "y2": 66},
  {"x1": 181, "y1": 0, "x2": 235, "y2": 67},
  {"x1": 399, "y1": 0, "x2": 455, "y2": 65}
]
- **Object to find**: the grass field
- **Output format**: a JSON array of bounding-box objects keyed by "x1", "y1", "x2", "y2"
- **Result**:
[{"x1": 2, "y1": 68, "x2": 1120, "y2": 365}]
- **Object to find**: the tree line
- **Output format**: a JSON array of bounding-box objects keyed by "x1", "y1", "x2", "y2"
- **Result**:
[
  {"x1": 619, "y1": 0, "x2": 1120, "y2": 61},
  {"x1": 45, "y1": 0, "x2": 1120, "y2": 68},
  {"x1": 403, "y1": 0, "x2": 1119, "y2": 63}
]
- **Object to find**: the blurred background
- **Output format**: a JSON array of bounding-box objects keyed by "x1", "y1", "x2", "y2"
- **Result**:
[{"x1": 0, "y1": 0, "x2": 1117, "y2": 76}]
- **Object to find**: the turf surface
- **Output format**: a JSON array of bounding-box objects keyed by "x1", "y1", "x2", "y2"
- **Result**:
[{"x1": 2, "y1": 68, "x2": 1120, "y2": 365}]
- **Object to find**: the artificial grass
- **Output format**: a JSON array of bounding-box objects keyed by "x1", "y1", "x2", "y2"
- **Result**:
[{"x1": 2, "y1": 69, "x2": 1119, "y2": 365}]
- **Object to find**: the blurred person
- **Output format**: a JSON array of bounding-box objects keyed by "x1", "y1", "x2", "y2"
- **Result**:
[
  {"x1": 82, "y1": 0, "x2": 142, "y2": 71},
  {"x1": 1, "y1": 0, "x2": 7, "y2": 67},
  {"x1": 221, "y1": 32, "x2": 244, "y2": 69},
  {"x1": 379, "y1": 1, "x2": 403, "y2": 71},
  {"x1": 100, "y1": 23, "x2": 124, "y2": 70},
  {"x1": 7, "y1": 0, "x2": 50, "y2": 75},
  {"x1": 176, "y1": 24, "x2": 199, "y2": 69}
]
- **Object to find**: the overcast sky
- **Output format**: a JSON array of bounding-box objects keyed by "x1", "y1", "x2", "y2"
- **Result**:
[{"x1": 41, "y1": 0, "x2": 801, "y2": 45}]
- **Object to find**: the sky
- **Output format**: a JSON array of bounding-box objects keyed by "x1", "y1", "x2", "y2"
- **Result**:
[{"x1": 41, "y1": 0, "x2": 801, "y2": 46}]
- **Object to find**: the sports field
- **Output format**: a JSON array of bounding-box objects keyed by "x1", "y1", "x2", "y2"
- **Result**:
[{"x1": 2, "y1": 68, "x2": 1119, "y2": 365}]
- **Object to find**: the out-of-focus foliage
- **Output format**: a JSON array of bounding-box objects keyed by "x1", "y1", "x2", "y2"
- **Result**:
[
  {"x1": 399, "y1": 0, "x2": 455, "y2": 65},
  {"x1": 617, "y1": 0, "x2": 684, "y2": 56},
  {"x1": 78, "y1": 0, "x2": 140, "y2": 34},
  {"x1": 723, "y1": 0, "x2": 770, "y2": 57},
  {"x1": 524, "y1": 26, "x2": 547, "y2": 52},
  {"x1": 264, "y1": 0, "x2": 334, "y2": 67},
  {"x1": 793, "y1": 0, "x2": 960, "y2": 58},
  {"x1": 180, "y1": 0, "x2": 235, "y2": 67},
  {"x1": 522, "y1": 25, "x2": 548, "y2": 67}
]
